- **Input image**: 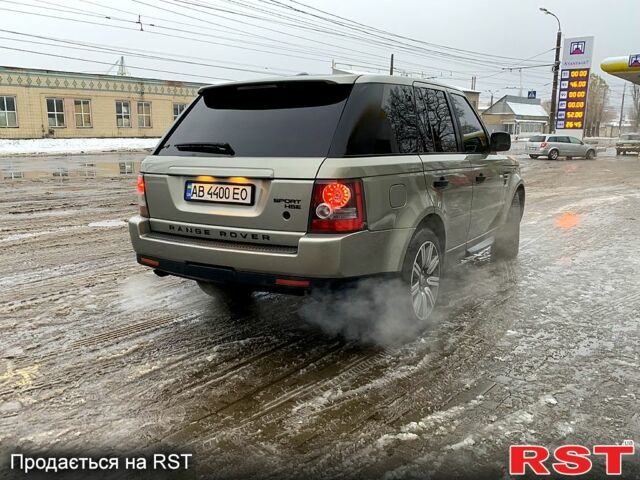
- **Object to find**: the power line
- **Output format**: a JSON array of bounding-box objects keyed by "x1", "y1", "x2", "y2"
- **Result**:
[
  {"x1": 5, "y1": 0, "x2": 558, "y2": 89},
  {"x1": 0, "y1": 45, "x2": 233, "y2": 81},
  {"x1": 0, "y1": 29, "x2": 296, "y2": 76},
  {"x1": 0, "y1": 5, "x2": 392, "y2": 67},
  {"x1": 170, "y1": 0, "x2": 551, "y2": 71},
  {"x1": 256, "y1": 0, "x2": 553, "y2": 64}
]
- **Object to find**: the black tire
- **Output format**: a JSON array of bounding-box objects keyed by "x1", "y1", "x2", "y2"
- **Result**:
[
  {"x1": 585, "y1": 149, "x2": 596, "y2": 160},
  {"x1": 197, "y1": 281, "x2": 254, "y2": 307},
  {"x1": 616, "y1": 149, "x2": 621, "y2": 156},
  {"x1": 529, "y1": 155, "x2": 539, "y2": 159},
  {"x1": 401, "y1": 227, "x2": 443, "y2": 323},
  {"x1": 491, "y1": 193, "x2": 522, "y2": 261},
  {"x1": 548, "y1": 149, "x2": 559, "y2": 160}
]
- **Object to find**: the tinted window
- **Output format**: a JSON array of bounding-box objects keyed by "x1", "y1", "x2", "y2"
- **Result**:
[
  {"x1": 529, "y1": 135, "x2": 546, "y2": 142},
  {"x1": 451, "y1": 94, "x2": 488, "y2": 153},
  {"x1": 414, "y1": 88, "x2": 434, "y2": 152},
  {"x1": 553, "y1": 136, "x2": 570, "y2": 143},
  {"x1": 158, "y1": 81, "x2": 352, "y2": 157},
  {"x1": 329, "y1": 84, "x2": 419, "y2": 156},
  {"x1": 415, "y1": 87, "x2": 457, "y2": 152}
]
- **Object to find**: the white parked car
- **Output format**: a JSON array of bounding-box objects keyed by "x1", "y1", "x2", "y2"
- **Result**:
[{"x1": 526, "y1": 135, "x2": 596, "y2": 160}]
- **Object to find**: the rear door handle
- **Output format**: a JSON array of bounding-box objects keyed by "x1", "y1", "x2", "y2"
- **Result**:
[
  {"x1": 475, "y1": 173, "x2": 486, "y2": 184},
  {"x1": 433, "y1": 177, "x2": 449, "y2": 188}
]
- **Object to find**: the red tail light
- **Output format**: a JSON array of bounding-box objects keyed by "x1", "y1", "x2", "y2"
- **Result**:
[
  {"x1": 540, "y1": 142, "x2": 549, "y2": 148},
  {"x1": 137, "y1": 174, "x2": 149, "y2": 217},
  {"x1": 310, "y1": 179, "x2": 365, "y2": 233},
  {"x1": 136, "y1": 174, "x2": 145, "y2": 194}
]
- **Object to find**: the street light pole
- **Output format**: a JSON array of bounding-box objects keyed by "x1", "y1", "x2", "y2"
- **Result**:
[{"x1": 540, "y1": 7, "x2": 561, "y2": 134}]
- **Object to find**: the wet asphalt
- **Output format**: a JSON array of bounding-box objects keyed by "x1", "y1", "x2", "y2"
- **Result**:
[{"x1": 0, "y1": 151, "x2": 639, "y2": 479}]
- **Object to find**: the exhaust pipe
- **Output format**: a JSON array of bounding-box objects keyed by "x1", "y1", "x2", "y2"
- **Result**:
[{"x1": 153, "y1": 269, "x2": 169, "y2": 277}]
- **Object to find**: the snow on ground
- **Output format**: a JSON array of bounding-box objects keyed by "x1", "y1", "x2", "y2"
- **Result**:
[
  {"x1": 0, "y1": 138, "x2": 160, "y2": 156},
  {"x1": 87, "y1": 219, "x2": 127, "y2": 228}
]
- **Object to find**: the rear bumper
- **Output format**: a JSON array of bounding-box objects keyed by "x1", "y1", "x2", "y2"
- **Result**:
[
  {"x1": 526, "y1": 147, "x2": 549, "y2": 155},
  {"x1": 128, "y1": 216, "x2": 411, "y2": 281},
  {"x1": 137, "y1": 255, "x2": 394, "y2": 294}
]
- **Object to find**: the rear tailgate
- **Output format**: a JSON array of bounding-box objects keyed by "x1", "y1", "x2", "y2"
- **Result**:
[
  {"x1": 142, "y1": 79, "x2": 354, "y2": 244},
  {"x1": 142, "y1": 156, "x2": 323, "y2": 239}
]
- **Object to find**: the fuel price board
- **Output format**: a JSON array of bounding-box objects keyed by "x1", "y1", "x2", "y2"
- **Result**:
[{"x1": 556, "y1": 68, "x2": 590, "y2": 130}]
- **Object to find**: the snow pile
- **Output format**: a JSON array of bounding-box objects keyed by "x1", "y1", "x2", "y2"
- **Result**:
[{"x1": 0, "y1": 138, "x2": 160, "y2": 156}]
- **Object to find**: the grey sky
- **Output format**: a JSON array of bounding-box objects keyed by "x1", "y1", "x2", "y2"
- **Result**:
[{"x1": 2, "y1": 0, "x2": 638, "y2": 105}]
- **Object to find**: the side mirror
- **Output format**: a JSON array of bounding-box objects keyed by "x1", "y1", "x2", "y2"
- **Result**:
[{"x1": 490, "y1": 132, "x2": 511, "y2": 152}]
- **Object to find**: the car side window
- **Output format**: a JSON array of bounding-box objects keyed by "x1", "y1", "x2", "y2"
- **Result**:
[
  {"x1": 380, "y1": 85, "x2": 420, "y2": 154},
  {"x1": 413, "y1": 87, "x2": 435, "y2": 152},
  {"x1": 415, "y1": 87, "x2": 457, "y2": 153},
  {"x1": 569, "y1": 137, "x2": 582, "y2": 144},
  {"x1": 450, "y1": 94, "x2": 489, "y2": 153},
  {"x1": 556, "y1": 136, "x2": 570, "y2": 143},
  {"x1": 336, "y1": 83, "x2": 420, "y2": 156}
]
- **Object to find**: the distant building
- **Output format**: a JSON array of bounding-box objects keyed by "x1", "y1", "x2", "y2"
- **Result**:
[
  {"x1": 481, "y1": 95, "x2": 548, "y2": 137},
  {"x1": 0, "y1": 66, "x2": 205, "y2": 139},
  {"x1": 600, "y1": 120, "x2": 637, "y2": 138},
  {"x1": 461, "y1": 89, "x2": 480, "y2": 111}
]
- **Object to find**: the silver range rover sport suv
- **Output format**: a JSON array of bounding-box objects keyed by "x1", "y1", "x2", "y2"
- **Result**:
[{"x1": 129, "y1": 75, "x2": 524, "y2": 323}]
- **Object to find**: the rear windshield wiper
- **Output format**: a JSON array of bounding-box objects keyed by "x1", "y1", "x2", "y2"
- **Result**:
[{"x1": 174, "y1": 142, "x2": 235, "y2": 155}]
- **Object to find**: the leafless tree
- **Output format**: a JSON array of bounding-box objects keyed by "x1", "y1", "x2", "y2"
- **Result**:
[
  {"x1": 585, "y1": 74, "x2": 610, "y2": 137},
  {"x1": 631, "y1": 84, "x2": 640, "y2": 131}
]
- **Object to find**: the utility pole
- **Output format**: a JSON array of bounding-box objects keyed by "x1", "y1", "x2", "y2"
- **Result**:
[
  {"x1": 519, "y1": 68, "x2": 523, "y2": 97},
  {"x1": 618, "y1": 83, "x2": 627, "y2": 135},
  {"x1": 389, "y1": 54, "x2": 394, "y2": 76},
  {"x1": 485, "y1": 89, "x2": 497, "y2": 109},
  {"x1": 540, "y1": 8, "x2": 562, "y2": 134},
  {"x1": 116, "y1": 56, "x2": 128, "y2": 76}
]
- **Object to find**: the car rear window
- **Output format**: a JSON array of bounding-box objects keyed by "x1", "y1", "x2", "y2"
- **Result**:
[
  {"x1": 156, "y1": 81, "x2": 352, "y2": 157},
  {"x1": 529, "y1": 135, "x2": 546, "y2": 142}
]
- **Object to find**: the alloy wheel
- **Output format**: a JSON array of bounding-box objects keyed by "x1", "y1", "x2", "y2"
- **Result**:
[{"x1": 410, "y1": 240, "x2": 440, "y2": 321}]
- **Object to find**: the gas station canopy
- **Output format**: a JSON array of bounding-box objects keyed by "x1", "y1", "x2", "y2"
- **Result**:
[{"x1": 601, "y1": 54, "x2": 640, "y2": 85}]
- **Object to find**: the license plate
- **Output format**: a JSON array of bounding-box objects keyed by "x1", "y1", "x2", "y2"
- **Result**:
[{"x1": 185, "y1": 181, "x2": 254, "y2": 205}]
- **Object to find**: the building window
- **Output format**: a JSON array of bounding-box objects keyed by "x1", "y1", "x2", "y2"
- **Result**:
[
  {"x1": 116, "y1": 101, "x2": 131, "y2": 127},
  {"x1": 119, "y1": 162, "x2": 135, "y2": 175},
  {"x1": 46, "y1": 98, "x2": 65, "y2": 127},
  {"x1": 74, "y1": 99, "x2": 92, "y2": 128},
  {"x1": 0, "y1": 96, "x2": 18, "y2": 127},
  {"x1": 173, "y1": 103, "x2": 187, "y2": 120},
  {"x1": 137, "y1": 101, "x2": 151, "y2": 127},
  {"x1": 3, "y1": 169, "x2": 24, "y2": 180}
]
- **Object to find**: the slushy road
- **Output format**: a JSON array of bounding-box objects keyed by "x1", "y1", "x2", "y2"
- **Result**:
[{"x1": 1, "y1": 152, "x2": 638, "y2": 479}]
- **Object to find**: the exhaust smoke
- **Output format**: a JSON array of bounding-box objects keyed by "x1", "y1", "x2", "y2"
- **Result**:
[{"x1": 300, "y1": 278, "x2": 439, "y2": 346}]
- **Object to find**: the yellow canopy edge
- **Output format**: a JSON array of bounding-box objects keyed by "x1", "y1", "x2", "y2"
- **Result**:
[{"x1": 601, "y1": 55, "x2": 640, "y2": 85}]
